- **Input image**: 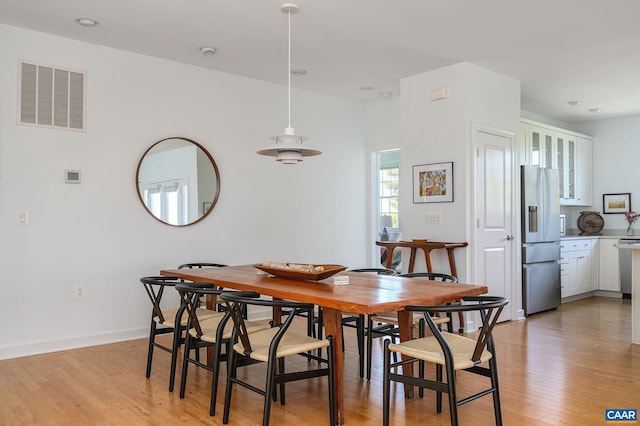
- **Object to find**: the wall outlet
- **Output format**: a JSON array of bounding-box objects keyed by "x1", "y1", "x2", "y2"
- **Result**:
[{"x1": 74, "y1": 284, "x2": 85, "y2": 299}]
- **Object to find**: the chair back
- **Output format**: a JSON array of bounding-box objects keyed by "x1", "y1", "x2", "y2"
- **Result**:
[
  {"x1": 349, "y1": 268, "x2": 397, "y2": 275},
  {"x1": 400, "y1": 272, "x2": 457, "y2": 282},
  {"x1": 220, "y1": 292, "x2": 316, "y2": 356},
  {"x1": 408, "y1": 296, "x2": 508, "y2": 364},
  {"x1": 174, "y1": 283, "x2": 222, "y2": 338},
  {"x1": 178, "y1": 262, "x2": 228, "y2": 269},
  {"x1": 140, "y1": 276, "x2": 182, "y2": 324}
]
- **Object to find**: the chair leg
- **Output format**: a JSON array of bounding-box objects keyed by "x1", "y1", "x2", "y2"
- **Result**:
[
  {"x1": 327, "y1": 336, "x2": 336, "y2": 426},
  {"x1": 263, "y1": 357, "x2": 277, "y2": 426},
  {"x1": 382, "y1": 340, "x2": 391, "y2": 426},
  {"x1": 489, "y1": 356, "x2": 503, "y2": 425},
  {"x1": 366, "y1": 316, "x2": 373, "y2": 380},
  {"x1": 436, "y1": 364, "x2": 443, "y2": 413},
  {"x1": 222, "y1": 345, "x2": 238, "y2": 424},
  {"x1": 278, "y1": 357, "x2": 286, "y2": 405},
  {"x1": 445, "y1": 362, "x2": 458, "y2": 426},
  {"x1": 179, "y1": 332, "x2": 192, "y2": 398},
  {"x1": 145, "y1": 321, "x2": 156, "y2": 378},
  {"x1": 356, "y1": 314, "x2": 365, "y2": 378},
  {"x1": 168, "y1": 324, "x2": 183, "y2": 392},
  {"x1": 210, "y1": 340, "x2": 227, "y2": 416}
]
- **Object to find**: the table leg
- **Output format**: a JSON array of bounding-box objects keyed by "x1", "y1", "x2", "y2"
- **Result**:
[
  {"x1": 396, "y1": 310, "x2": 415, "y2": 399},
  {"x1": 205, "y1": 294, "x2": 217, "y2": 365},
  {"x1": 321, "y1": 307, "x2": 345, "y2": 425}
]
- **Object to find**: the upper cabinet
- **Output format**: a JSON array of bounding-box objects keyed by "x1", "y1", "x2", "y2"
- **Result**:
[{"x1": 520, "y1": 120, "x2": 593, "y2": 206}]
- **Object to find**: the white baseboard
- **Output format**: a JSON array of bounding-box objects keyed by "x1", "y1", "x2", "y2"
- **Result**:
[{"x1": 0, "y1": 327, "x2": 148, "y2": 361}]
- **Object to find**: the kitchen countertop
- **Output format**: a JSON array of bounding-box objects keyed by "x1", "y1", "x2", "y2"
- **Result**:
[{"x1": 562, "y1": 229, "x2": 640, "y2": 240}]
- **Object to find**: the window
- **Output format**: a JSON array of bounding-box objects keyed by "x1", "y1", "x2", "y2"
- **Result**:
[
  {"x1": 377, "y1": 150, "x2": 400, "y2": 241},
  {"x1": 142, "y1": 178, "x2": 189, "y2": 225}
]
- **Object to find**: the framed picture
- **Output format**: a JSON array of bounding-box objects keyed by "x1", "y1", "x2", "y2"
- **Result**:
[
  {"x1": 413, "y1": 162, "x2": 453, "y2": 203},
  {"x1": 603, "y1": 193, "x2": 631, "y2": 214},
  {"x1": 202, "y1": 201, "x2": 212, "y2": 214}
]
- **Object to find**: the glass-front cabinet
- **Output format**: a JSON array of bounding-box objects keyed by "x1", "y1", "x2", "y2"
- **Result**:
[{"x1": 520, "y1": 120, "x2": 592, "y2": 206}]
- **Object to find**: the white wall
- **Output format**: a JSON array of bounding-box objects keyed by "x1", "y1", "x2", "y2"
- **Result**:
[
  {"x1": 400, "y1": 63, "x2": 520, "y2": 280},
  {"x1": 575, "y1": 115, "x2": 640, "y2": 231},
  {"x1": 0, "y1": 24, "x2": 368, "y2": 359}
]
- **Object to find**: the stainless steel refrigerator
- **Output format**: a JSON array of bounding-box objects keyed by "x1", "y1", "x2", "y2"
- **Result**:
[{"x1": 521, "y1": 165, "x2": 561, "y2": 315}]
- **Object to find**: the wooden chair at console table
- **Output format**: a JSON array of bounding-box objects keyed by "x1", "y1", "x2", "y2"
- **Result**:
[{"x1": 376, "y1": 240, "x2": 469, "y2": 332}]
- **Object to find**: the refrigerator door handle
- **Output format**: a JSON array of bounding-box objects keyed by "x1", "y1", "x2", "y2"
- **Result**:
[{"x1": 529, "y1": 206, "x2": 538, "y2": 232}]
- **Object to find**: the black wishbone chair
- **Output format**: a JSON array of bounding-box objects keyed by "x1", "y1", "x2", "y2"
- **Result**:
[
  {"x1": 383, "y1": 295, "x2": 509, "y2": 426},
  {"x1": 220, "y1": 291, "x2": 336, "y2": 426},
  {"x1": 175, "y1": 283, "x2": 270, "y2": 416},
  {"x1": 366, "y1": 272, "x2": 457, "y2": 381},
  {"x1": 140, "y1": 276, "x2": 219, "y2": 392}
]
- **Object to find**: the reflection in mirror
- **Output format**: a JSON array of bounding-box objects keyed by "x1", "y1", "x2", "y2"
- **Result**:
[{"x1": 136, "y1": 137, "x2": 220, "y2": 226}]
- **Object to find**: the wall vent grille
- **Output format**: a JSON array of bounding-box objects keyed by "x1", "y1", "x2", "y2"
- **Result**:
[{"x1": 19, "y1": 61, "x2": 85, "y2": 131}]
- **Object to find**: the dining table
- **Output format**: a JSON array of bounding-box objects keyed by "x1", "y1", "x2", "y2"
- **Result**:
[{"x1": 161, "y1": 264, "x2": 487, "y2": 425}]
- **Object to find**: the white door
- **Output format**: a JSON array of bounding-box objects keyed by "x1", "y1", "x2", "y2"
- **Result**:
[{"x1": 472, "y1": 124, "x2": 516, "y2": 322}]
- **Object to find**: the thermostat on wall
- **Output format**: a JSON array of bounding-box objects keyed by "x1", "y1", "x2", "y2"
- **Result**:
[{"x1": 65, "y1": 169, "x2": 81, "y2": 184}]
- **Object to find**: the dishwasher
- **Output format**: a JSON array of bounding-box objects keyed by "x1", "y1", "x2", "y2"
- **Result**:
[{"x1": 618, "y1": 238, "x2": 640, "y2": 298}]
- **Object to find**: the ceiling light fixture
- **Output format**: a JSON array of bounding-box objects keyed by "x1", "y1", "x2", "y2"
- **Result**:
[
  {"x1": 588, "y1": 108, "x2": 603, "y2": 113},
  {"x1": 567, "y1": 100, "x2": 582, "y2": 106},
  {"x1": 257, "y1": 3, "x2": 320, "y2": 164},
  {"x1": 75, "y1": 18, "x2": 99, "y2": 27},
  {"x1": 200, "y1": 47, "x2": 216, "y2": 56}
]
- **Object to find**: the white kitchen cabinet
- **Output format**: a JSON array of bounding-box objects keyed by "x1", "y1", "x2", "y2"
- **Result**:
[
  {"x1": 574, "y1": 136, "x2": 593, "y2": 206},
  {"x1": 560, "y1": 239, "x2": 597, "y2": 298},
  {"x1": 598, "y1": 238, "x2": 621, "y2": 291},
  {"x1": 520, "y1": 119, "x2": 593, "y2": 206}
]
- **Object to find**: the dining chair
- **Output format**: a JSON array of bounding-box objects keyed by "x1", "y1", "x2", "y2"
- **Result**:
[
  {"x1": 140, "y1": 276, "x2": 219, "y2": 392},
  {"x1": 178, "y1": 262, "x2": 228, "y2": 311},
  {"x1": 366, "y1": 272, "x2": 457, "y2": 381},
  {"x1": 175, "y1": 283, "x2": 271, "y2": 416},
  {"x1": 382, "y1": 295, "x2": 509, "y2": 426},
  {"x1": 220, "y1": 291, "x2": 336, "y2": 426}
]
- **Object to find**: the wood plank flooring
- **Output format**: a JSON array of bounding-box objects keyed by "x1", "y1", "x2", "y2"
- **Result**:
[{"x1": 1, "y1": 297, "x2": 638, "y2": 425}]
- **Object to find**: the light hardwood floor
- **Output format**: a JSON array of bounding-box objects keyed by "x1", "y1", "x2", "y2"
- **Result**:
[{"x1": 1, "y1": 297, "x2": 637, "y2": 425}]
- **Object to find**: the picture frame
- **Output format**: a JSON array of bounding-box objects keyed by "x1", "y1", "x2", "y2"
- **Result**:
[
  {"x1": 603, "y1": 193, "x2": 631, "y2": 214},
  {"x1": 413, "y1": 162, "x2": 453, "y2": 203}
]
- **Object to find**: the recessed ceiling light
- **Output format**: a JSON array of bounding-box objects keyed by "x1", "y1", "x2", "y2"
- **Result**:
[
  {"x1": 75, "y1": 18, "x2": 99, "y2": 27},
  {"x1": 291, "y1": 69, "x2": 306, "y2": 76},
  {"x1": 588, "y1": 108, "x2": 603, "y2": 113},
  {"x1": 567, "y1": 100, "x2": 582, "y2": 106},
  {"x1": 360, "y1": 86, "x2": 375, "y2": 91},
  {"x1": 379, "y1": 92, "x2": 392, "y2": 97},
  {"x1": 199, "y1": 47, "x2": 216, "y2": 56}
]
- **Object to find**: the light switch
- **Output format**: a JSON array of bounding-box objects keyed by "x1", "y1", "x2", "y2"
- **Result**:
[
  {"x1": 65, "y1": 169, "x2": 81, "y2": 184},
  {"x1": 425, "y1": 213, "x2": 442, "y2": 224},
  {"x1": 17, "y1": 210, "x2": 29, "y2": 225}
]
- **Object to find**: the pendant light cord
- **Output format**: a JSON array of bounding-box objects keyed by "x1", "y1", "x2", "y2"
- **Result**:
[{"x1": 287, "y1": 8, "x2": 292, "y2": 130}]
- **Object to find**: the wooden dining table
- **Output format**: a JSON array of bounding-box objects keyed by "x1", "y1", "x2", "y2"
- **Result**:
[{"x1": 161, "y1": 264, "x2": 487, "y2": 425}]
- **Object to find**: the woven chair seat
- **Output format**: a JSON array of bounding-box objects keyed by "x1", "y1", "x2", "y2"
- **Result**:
[
  {"x1": 154, "y1": 307, "x2": 221, "y2": 327},
  {"x1": 389, "y1": 331, "x2": 493, "y2": 370},
  {"x1": 235, "y1": 327, "x2": 331, "y2": 362},
  {"x1": 370, "y1": 311, "x2": 450, "y2": 326},
  {"x1": 191, "y1": 317, "x2": 271, "y2": 343}
]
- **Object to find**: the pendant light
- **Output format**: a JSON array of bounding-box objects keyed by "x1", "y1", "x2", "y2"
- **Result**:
[{"x1": 257, "y1": 3, "x2": 321, "y2": 164}]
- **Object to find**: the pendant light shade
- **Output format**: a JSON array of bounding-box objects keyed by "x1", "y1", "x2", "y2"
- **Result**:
[{"x1": 257, "y1": 3, "x2": 321, "y2": 164}]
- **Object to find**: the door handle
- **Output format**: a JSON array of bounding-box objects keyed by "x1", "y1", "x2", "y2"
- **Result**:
[{"x1": 506, "y1": 234, "x2": 515, "y2": 241}]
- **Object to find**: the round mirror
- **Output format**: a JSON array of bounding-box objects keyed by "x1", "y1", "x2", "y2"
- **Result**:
[{"x1": 136, "y1": 137, "x2": 220, "y2": 226}]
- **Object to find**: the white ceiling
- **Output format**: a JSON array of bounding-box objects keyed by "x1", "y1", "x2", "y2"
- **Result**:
[{"x1": 2, "y1": 0, "x2": 640, "y2": 123}]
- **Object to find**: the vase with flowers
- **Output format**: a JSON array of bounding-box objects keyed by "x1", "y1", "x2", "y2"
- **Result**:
[{"x1": 624, "y1": 211, "x2": 639, "y2": 236}]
